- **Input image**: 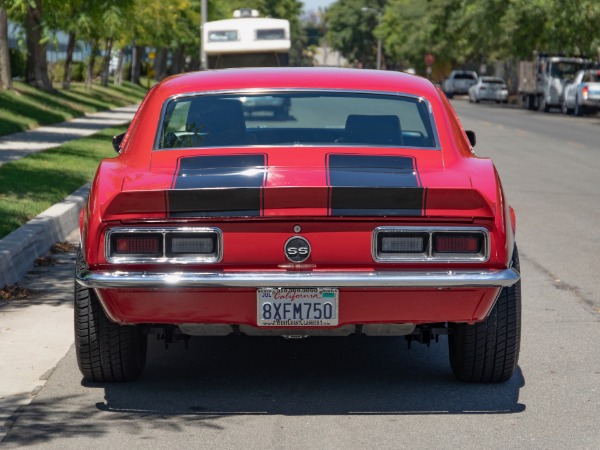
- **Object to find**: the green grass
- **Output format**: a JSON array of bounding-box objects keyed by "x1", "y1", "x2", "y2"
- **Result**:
[
  {"x1": 0, "y1": 81, "x2": 148, "y2": 137},
  {"x1": 0, "y1": 125, "x2": 126, "y2": 238}
]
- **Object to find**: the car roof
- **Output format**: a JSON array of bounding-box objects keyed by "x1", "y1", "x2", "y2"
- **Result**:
[{"x1": 155, "y1": 67, "x2": 439, "y2": 100}]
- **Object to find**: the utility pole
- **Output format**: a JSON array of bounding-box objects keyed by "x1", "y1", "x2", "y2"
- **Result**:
[
  {"x1": 360, "y1": 7, "x2": 382, "y2": 70},
  {"x1": 200, "y1": 0, "x2": 207, "y2": 69}
]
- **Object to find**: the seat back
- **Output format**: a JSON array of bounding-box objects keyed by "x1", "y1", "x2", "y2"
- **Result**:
[
  {"x1": 344, "y1": 114, "x2": 403, "y2": 145},
  {"x1": 186, "y1": 98, "x2": 250, "y2": 146}
]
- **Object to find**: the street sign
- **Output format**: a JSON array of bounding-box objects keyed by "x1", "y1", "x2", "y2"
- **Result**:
[{"x1": 424, "y1": 53, "x2": 435, "y2": 66}]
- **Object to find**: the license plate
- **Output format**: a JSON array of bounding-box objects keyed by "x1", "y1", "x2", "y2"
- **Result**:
[{"x1": 257, "y1": 288, "x2": 338, "y2": 326}]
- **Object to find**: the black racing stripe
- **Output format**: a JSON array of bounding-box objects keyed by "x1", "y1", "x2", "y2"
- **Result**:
[
  {"x1": 327, "y1": 154, "x2": 424, "y2": 216},
  {"x1": 172, "y1": 154, "x2": 266, "y2": 189},
  {"x1": 168, "y1": 188, "x2": 262, "y2": 217},
  {"x1": 168, "y1": 154, "x2": 266, "y2": 217}
]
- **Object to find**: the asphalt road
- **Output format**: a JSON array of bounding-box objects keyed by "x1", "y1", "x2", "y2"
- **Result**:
[{"x1": 1, "y1": 99, "x2": 599, "y2": 449}]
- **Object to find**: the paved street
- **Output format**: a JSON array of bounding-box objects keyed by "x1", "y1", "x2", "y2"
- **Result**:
[{"x1": 1, "y1": 99, "x2": 599, "y2": 448}]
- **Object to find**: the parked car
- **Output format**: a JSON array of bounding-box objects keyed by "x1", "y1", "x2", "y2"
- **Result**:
[
  {"x1": 240, "y1": 94, "x2": 291, "y2": 119},
  {"x1": 442, "y1": 70, "x2": 478, "y2": 98},
  {"x1": 76, "y1": 67, "x2": 521, "y2": 383},
  {"x1": 562, "y1": 69, "x2": 600, "y2": 116},
  {"x1": 468, "y1": 77, "x2": 509, "y2": 103}
]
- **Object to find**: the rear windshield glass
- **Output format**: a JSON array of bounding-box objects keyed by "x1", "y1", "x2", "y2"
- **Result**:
[
  {"x1": 156, "y1": 92, "x2": 437, "y2": 149},
  {"x1": 454, "y1": 73, "x2": 477, "y2": 80}
]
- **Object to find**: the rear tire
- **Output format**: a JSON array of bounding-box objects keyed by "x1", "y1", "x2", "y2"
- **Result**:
[
  {"x1": 74, "y1": 249, "x2": 147, "y2": 382},
  {"x1": 448, "y1": 246, "x2": 521, "y2": 383}
]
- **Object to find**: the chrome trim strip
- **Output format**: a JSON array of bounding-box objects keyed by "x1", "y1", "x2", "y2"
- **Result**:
[
  {"x1": 153, "y1": 88, "x2": 441, "y2": 151},
  {"x1": 105, "y1": 227, "x2": 223, "y2": 264},
  {"x1": 372, "y1": 226, "x2": 490, "y2": 263},
  {"x1": 76, "y1": 268, "x2": 519, "y2": 289}
]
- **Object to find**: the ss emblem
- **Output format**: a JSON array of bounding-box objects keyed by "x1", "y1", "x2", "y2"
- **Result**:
[{"x1": 284, "y1": 236, "x2": 311, "y2": 263}]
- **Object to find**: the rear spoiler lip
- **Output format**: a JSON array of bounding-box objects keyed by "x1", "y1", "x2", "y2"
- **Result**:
[{"x1": 103, "y1": 186, "x2": 496, "y2": 219}]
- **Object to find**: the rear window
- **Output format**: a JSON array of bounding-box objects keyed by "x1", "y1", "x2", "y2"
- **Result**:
[
  {"x1": 157, "y1": 92, "x2": 438, "y2": 149},
  {"x1": 256, "y1": 29, "x2": 285, "y2": 40},
  {"x1": 454, "y1": 73, "x2": 477, "y2": 80}
]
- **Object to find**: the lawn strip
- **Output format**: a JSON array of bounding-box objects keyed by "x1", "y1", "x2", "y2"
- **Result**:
[
  {"x1": 0, "y1": 125, "x2": 126, "y2": 238},
  {"x1": 0, "y1": 81, "x2": 147, "y2": 136}
]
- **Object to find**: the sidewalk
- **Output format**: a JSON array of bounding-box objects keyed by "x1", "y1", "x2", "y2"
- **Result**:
[
  {"x1": 0, "y1": 105, "x2": 138, "y2": 287},
  {"x1": 0, "y1": 105, "x2": 137, "y2": 167},
  {"x1": 0, "y1": 105, "x2": 138, "y2": 440}
]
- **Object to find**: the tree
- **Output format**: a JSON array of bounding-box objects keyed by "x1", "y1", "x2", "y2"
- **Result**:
[
  {"x1": 0, "y1": 1, "x2": 12, "y2": 90},
  {"x1": 24, "y1": 0, "x2": 53, "y2": 91},
  {"x1": 327, "y1": 0, "x2": 386, "y2": 68},
  {"x1": 44, "y1": 0, "x2": 82, "y2": 89}
]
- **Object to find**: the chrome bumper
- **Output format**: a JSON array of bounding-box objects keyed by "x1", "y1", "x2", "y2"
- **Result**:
[{"x1": 76, "y1": 268, "x2": 519, "y2": 289}]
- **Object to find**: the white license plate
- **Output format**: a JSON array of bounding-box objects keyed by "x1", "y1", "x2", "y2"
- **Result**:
[{"x1": 257, "y1": 288, "x2": 338, "y2": 327}]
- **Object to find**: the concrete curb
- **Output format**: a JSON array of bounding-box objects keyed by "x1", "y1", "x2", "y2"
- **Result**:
[{"x1": 0, "y1": 184, "x2": 89, "y2": 288}]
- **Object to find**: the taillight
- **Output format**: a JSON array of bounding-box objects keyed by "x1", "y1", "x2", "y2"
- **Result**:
[
  {"x1": 106, "y1": 228, "x2": 222, "y2": 263},
  {"x1": 378, "y1": 233, "x2": 428, "y2": 255},
  {"x1": 582, "y1": 86, "x2": 588, "y2": 100},
  {"x1": 433, "y1": 233, "x2": 482, "y2": 254},
  {"x1": 113, "y1": 234, "x2": 162, "y2": 256},
  {"x1": 166, "y1": 233, "x2": 216, "y2": 256},
  {"x1": 373, "y1": 227, "x2": 488, "y2": 262}
]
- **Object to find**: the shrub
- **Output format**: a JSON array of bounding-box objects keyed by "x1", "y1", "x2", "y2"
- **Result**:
[{"x1": 9, "y1": 49, "x2": 27, "y2": 79}]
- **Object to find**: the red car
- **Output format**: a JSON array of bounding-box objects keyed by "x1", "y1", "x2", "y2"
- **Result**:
[{"x1": 75, "y1": 68, "x2": 520, "y2": 383}]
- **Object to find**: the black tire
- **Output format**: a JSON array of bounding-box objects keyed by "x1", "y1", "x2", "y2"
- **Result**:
[
  {"x1": 448, "y1": 245, "x2": 521, "y2": 383},
  {"x1": 74, "y1": 249, "x2": 147, "y2": 382}
]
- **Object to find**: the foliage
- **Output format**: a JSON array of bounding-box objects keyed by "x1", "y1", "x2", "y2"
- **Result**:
[
  {"x1": 326, "y1": 0, "x2": 600, "y2": 74},
  {"x1": 9, "y1": 47, "x2": 26, "y2": 78},
  {"x1": 49, "y1": 60, "x2": 86, "y2": 83},
  {"x1": 326, "y1": 0, "x2": 385, "y2": 68}
]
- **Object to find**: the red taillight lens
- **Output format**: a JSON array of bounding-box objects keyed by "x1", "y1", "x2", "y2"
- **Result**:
[
  {"x1": 582, "y1": 86, "x2": 589, "y2": 100},
  {"x1": 434, "y1": 234, "x2": 482, "y2": 253},
  {"x1": 114, "y1": 235, "x2": 162, "y2": 255}
]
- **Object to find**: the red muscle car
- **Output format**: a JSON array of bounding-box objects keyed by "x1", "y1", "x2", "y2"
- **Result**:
[{"x1": 75, "y1": 67, "x2": 521, "y2": 383}]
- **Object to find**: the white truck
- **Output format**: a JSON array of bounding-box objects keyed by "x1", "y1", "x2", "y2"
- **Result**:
[{"x1": 518, "y1": 55, "x2": 588, "y2": 112}]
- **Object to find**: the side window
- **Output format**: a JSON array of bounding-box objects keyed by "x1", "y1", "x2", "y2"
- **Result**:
[{"x1": 164, "y1": 101, "x2": 190, "y2": 134}]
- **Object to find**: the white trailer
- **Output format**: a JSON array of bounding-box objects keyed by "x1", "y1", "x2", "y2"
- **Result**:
[{"x1": 203, "y1": 9, "x2": 291, "y2": 69}]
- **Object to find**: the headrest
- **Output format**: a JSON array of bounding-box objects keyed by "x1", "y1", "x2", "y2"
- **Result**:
[
  {"x1": 186, "y1": 98, "x2": 246, "y2": 136},
  {"x1": 344, "y1": 114, "x2": 402, "y2": 145}
]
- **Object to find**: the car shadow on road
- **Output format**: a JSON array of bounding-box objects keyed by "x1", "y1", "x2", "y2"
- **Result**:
[{"x1": 98, "y1": 335, "x2": 525, "y2": 416}]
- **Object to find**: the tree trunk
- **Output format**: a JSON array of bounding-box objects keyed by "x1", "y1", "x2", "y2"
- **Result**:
[
  {"x1": 100, "y1": 37, "x2": 113, "y2": 87},
  {"x1": 114, "y1": 47, "x2": 124, "y2": 86},
  {"x1": 171, "y1": 44, "x2": 185, "y2": 75},
  {"x1": 62, "y1": 31, "x2": 76, "y2": 90},
  {"x1": 0, "y1": 5, "x2": 12, "y2": 90},
  {"x1": 132, "y1": 44, "x2": 143, "y2": 85},
  {"x1": 25, "y1": 0, "x2": 54, "y2": 91},
  {"x1": 153, "y1": 46, "x2": 168, "y2": 81},
  {"x1": 85, "y1": 37, "x2": 99, "y2": 89}
]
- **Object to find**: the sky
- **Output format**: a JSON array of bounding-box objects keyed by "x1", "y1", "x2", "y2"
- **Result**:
[{"x1": 302, "y1": 0, "x2": 334, "y2": 13}]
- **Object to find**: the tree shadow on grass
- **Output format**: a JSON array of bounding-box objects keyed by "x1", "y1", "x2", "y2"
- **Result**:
[{"x1": 0, "y1": 96, "x2": 70, "y2": 129}]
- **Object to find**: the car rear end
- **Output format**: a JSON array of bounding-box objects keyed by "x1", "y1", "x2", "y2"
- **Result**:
[{"x1": 75, "y1": 69, "x2": 520, "y2": 383}]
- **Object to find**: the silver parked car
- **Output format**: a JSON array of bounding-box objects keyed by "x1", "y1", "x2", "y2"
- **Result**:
[
  {"x1": 468, "y1": 77, "x2": 509, "y2": 104},
  {"x1": 443, "y1": 70, "x2": 478, "y2": 98},
  {"x1": 562, "y1": 69, "x2": 600, "y2": 116}
]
